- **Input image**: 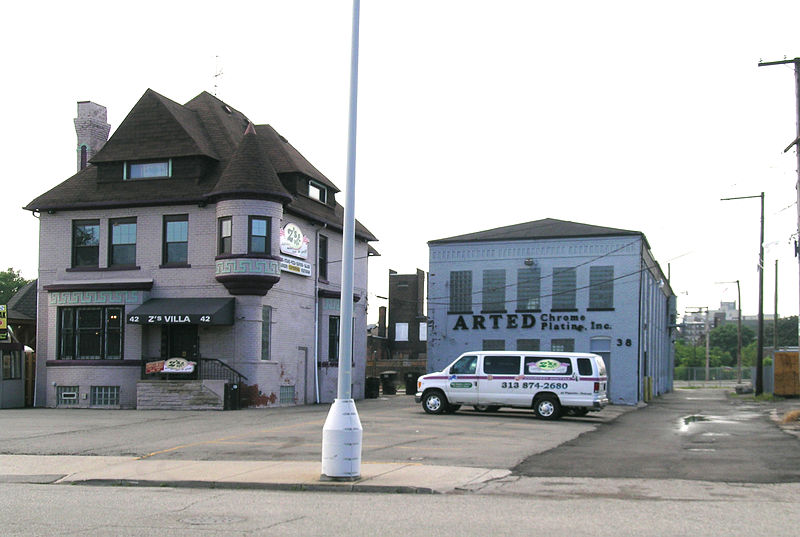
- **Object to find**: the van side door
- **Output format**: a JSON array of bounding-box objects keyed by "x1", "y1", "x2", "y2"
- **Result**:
[
  {"x1": 523, "y1": 355, "x2": 574, "y2": 403},
  {"x1": 445, "y1": 354, "x2": 479, "y2": 405},
  {"x1": 479, "y1": 355, "x2": 524, "y2": 406}
]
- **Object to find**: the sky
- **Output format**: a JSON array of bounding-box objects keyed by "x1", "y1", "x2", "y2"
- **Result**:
[{"x1": 2, "y1": 1, "x2": 800, "y2": 321}]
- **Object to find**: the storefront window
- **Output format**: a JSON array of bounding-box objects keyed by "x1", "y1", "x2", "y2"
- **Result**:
[{"x1": 58, "y1": 306, "x2": 123, "y2": 360}]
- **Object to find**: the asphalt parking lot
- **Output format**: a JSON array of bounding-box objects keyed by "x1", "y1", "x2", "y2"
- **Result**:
[{"x1": 0, "y1": 394, "x2": 632, "y2": 469}]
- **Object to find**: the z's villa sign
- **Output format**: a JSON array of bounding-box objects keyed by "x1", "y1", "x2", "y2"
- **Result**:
[{"x1": 450, "y1": 312, "x2": 613, "y2": 332}]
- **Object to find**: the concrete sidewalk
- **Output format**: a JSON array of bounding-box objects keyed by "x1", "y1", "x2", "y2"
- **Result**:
[{"x1": 0, "y1": 454, "x2": 510, "y2": 494}]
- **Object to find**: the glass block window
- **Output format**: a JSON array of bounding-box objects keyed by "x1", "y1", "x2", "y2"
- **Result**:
[
  {"x1": 482, "y1": 269, "x2": 506, "y2": 312},
  {"x1": 57, "y1": 386, "x2": 79, "y2": 406},
  {"x1": 279, "y1": 385, "x2": 295, "y2": 404},
  {"x1": 516, "y1": 268, "x2": 541, "y2": 311},
  {"x1": 516, "y1": 339, "x2": 540, "y2": 351},
  {"x1": 449, "y1": 271, "x2": 472, "y2": 313},
  {"x1": 552, "y1": 267, "x2": 576, "y2": 310},
  {"x1": 482, "y1": 339, "x2": 505, "y2": 351},
  {"x1": 551, "y1": 339, "x2": 575, "y2": 352},
  {"x1": 91, "y1": 386, "x2": 120, "y2": 406},
  {"x1": 589, "y1": 266, "x2": 614, "y2": 309}
]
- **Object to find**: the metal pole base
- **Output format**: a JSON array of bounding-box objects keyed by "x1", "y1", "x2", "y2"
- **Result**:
[{"x1": 321, "y1": 398, "x2": 362, "y2": 480}]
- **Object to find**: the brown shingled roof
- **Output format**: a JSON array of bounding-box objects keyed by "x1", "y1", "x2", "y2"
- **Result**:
[
  {"x1": 24, "y1": 89, "x2": 376, "y2": 242},
  {"x1": 91, "y1": 89, "x2": 220, "y2": 162}
]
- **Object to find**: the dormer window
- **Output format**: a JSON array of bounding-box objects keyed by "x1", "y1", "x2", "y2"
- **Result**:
[
  {"x1": 125, "y1": 159, "x2": 171, "y2": 180},
  {"x1": 308, "y1": 180, "x2": 327, "y2": 204}
]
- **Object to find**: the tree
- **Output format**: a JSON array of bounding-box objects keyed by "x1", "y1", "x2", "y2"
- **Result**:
[
  {"x1": 0, "y1": 268, "x2": 31, "y2": 304},
  {"x1": 764, "y1": 316, "x2": 798, "y2": 348},
  {"x1": 708, "y1": 323, "x2": 754, "y2": 366}
]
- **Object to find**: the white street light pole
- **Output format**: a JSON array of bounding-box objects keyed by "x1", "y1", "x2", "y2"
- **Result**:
[{"x1": 321, "y1": 0, "x2": 362, "y2": 481}]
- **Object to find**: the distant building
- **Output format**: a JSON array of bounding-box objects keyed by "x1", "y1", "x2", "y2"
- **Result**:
[
  {"x1": 387, "y1": 269, "x2": 427, "y2": 364},
  {"x1": 427, "y1": 218, "x2": 676, "y2": 405}
]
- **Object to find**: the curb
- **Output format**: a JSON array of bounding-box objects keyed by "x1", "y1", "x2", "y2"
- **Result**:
[{"x1": 63, "y1": 478, "x2": 438, "y2": 494}]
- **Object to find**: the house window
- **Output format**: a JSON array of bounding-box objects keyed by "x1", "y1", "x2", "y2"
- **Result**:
[
  {"x1": 328, "y1": 316, "x2": 340, "y2": 363},
  {"x1": 58, "y1": 306, "x2": 123, "y2": 360},
  {"x1": 318, "y1": 235, "x2": 329, "y2": 280},
  {"x1": 482, "y1": 269, "x2": 506, "y2": 312},
  {"x1": 279, "y1": 385, "x2": 295, "y2": 404},
  {"x1": 163, "y1": 215, "x2": 189, "y2": 265},
  {"x1": 309, "y1": 180, "x2": 327, "y2": 203},
  {"x1": 552, "y1": 267, "x2": 577, "y2": 310},
  {"x1": 449, "y1": 271, "x2": 472, "y2": 313},
  {"x1": 395, "y1": 322, "x2": 409, "y2": 342},
  {"x1": 109, "y1": 218, "x2": 136, "y2": 267},
  {"x1": 72, "y1": 220, "x2": 100, "y2": 267},
  {"x1": 249, "y1": 216, "x2": 269, "y2": 254},
  {"x1": 589, "y1": 266, "x2": 614, "y2": 310},
  {"x1": 91, "y1": 386, "x2": 120, "y2": 406},
  {"x1": 419, "y1": 321, "x2": 427, "y2": 342},
  {"x1": 261, "y1": 306, "x2": 271, "y2": 361},
  {"x1": 218, "y1": 217, "x2": 232, "y2": 255},
  {"x1": 517, "y1": 268, "x2": 541, "y2": 311},
  {"x1": 125, "y1": 160, "x2": 171, "y2": 180}
]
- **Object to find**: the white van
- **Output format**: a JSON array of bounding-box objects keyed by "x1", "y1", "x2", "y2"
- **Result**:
[{"x1": 415, "y1": 351, "x2": 608, "y2": 420}]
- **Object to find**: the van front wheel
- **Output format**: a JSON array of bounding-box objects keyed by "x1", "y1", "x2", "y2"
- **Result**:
[
  {"x1": 534, "y1": 395, "x2": 561, "y2": 420},
  {"x1": 422, "y1": 391, "x2": 447, "y2": 415}
]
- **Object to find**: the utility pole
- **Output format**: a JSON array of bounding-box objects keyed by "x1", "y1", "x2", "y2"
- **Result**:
[
  {"x1": 717, "y1": 280, "x2": 743, "y2": 384},
  {"x1": 758, "y1": 57, "x2": 800, "y2": 363},
  {"x1": 721, "y1": 193, "x2": 765, "y2": 395},
  {"x1": 775, "y1": 259, "x2": 779, "y2": 351}
]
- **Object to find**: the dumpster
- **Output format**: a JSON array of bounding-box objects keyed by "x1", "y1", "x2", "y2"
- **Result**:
[
  {"x1": 380, "y1": 371, "x2": 397, "y2": 395},
  {"x1": 405, "y1": 372, "x2": 420, "y2": 395},
  {"x1": 365, "y1": 377, "x2": 380, "y2": 398}
]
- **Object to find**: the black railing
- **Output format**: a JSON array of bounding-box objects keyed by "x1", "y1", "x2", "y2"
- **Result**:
[{"x1": 198, "y1": 358, "x2": 247, "y2": 385}]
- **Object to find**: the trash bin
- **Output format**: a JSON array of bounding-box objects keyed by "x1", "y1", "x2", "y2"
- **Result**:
[
  {"x1": 405, "y1": 372, "x2": 420, "y2": 395},
  {"x1": 365, "y1": 377, "x2": 380, "y2": 399},
  {"x1": 379, "y1": 371, "x2": 397, "y2": 395}
]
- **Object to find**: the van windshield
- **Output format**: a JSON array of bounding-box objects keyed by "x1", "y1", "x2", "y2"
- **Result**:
[{"x1": 450, "y1": 355, "x2": 477, "y2": 375}]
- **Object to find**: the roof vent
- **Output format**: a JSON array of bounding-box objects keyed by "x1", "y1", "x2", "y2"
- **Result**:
[{"x1": 222, "y1": 104, "x2": 232, "y2": 114}]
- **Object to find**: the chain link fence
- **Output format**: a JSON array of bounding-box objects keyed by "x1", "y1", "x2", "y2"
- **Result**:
[{"x1": 673, "y1": 366, "x2": 774, "y2": 391}]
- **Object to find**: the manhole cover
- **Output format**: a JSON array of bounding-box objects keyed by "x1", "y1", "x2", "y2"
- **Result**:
[{"x1": 181, "y1": 515, "x2": 246, "y2": 526}]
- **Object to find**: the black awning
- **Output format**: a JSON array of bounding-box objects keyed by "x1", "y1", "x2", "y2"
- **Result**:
[{"x1": 126, "y1": 298, "x2": 234, "y2": 325}]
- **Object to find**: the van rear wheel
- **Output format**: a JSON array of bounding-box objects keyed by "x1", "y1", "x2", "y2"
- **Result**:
[
  {"x1": 534, "y1": 395, "x2": 561, "y2": 420},
  {"x1": 422, "y1": 390, "x2": 447, "y2": 415}
]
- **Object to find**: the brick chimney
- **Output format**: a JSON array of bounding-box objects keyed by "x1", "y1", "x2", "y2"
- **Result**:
[
  {"x1": 378, "y1": 306, "x2": 387, "y2": 338},
  {"x1": 74, "y1": 101, "x2": 110, "y2": 172}
]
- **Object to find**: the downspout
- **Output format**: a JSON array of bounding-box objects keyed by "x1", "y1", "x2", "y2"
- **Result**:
[
  {"x1": 313, "y1": 223, "x2": 328, "y2": 403},
  {"x1": 637, "y1": 238, "x2": 644, "y2": 403}
]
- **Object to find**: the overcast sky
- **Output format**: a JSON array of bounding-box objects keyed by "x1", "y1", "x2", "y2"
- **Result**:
[{"x1": 2, "y1": 1, "x2": 800, "y2": 320}]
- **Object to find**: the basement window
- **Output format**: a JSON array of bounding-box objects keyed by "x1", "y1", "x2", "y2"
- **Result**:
[{"x1": 125, "y1": 159, "x2": 171, "y2": 180}]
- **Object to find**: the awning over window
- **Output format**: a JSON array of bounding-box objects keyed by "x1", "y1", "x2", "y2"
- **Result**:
[{"x1": 126, "y1": 298, "x2": 234, "y2": 325}]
